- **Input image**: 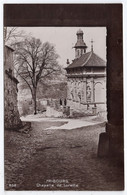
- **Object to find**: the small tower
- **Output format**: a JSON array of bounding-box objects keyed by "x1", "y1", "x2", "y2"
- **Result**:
[{"x1": 74, "y1": 29, "x2": 87, "y2": 59}]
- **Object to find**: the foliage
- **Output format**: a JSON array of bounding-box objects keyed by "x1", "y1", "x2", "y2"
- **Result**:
[{"x1": 21, "y1": 101, "x2": 32, "y2": 116}]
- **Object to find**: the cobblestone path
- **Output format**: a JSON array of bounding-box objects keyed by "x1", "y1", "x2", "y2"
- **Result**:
[{"x1": 4, "y1": 121, "x2": 124, "y2": 191}]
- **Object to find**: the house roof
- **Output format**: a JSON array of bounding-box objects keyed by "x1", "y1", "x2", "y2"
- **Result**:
[{"x1": 66, "y1": 51, "x2": 106, "y2": 69}]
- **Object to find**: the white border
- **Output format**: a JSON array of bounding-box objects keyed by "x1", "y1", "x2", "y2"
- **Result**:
[{"x1": 0, "y1": 1, "x2": 127, "y2": 195}]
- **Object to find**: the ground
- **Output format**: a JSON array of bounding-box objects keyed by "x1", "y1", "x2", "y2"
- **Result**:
[{"x1": 4, "y1": 116, "x2": 124, "y2": 191}]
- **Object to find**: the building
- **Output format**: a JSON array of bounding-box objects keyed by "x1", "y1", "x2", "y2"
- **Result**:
[
  {"x1": 4, "y1": 45, "x2": 22, "y2": 129},
  {"x1": 65, "y1": 29, "x2": 106, "y2": 114}
]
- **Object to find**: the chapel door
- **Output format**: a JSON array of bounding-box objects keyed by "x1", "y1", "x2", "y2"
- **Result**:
[{"x1": 95, "y1": 83, "x2": 105, "y2": 103}]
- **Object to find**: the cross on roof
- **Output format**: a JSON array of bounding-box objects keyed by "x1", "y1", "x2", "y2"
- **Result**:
[{"x1": 90, "y1": 39, "x2": 94, "y2": 52}]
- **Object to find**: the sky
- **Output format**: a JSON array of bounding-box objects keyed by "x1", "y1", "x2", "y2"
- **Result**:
[{"x1": 19, "y1": 27, "x2": 107, "y2": 67}]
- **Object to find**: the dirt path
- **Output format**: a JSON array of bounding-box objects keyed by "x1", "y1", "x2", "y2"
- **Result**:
[{"x1": 4, "y1": 120, "x2": 124, "y2": 191}]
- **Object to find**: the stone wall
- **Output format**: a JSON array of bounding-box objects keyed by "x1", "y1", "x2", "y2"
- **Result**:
[
  {"x1": 4, "y1": 46, "x2": 22, "y2": 129},
  {"x1": 67, "y1": 76, "x2": 107, "y2": 115}
]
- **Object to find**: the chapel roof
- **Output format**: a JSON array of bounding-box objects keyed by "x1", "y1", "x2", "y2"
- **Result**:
[
  {"x1": 77, "y1": 29, "x2": 84, "y2": 34},
  {"x1": 66, "y1": 51, "x2": 106, "y2": 69},
  {"x1": 74, "y1": 41, "x2": 87, "y2": 48}
]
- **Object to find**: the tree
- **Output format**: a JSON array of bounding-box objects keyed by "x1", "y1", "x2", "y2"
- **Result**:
[
  {"x1": 4, "y1": 27, "x2": 25, "y2": 46},
  {"x1": 14, "y1": 37, "x2": 60, "y2": 114}
]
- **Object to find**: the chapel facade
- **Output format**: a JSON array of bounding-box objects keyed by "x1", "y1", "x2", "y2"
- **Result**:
[{"x1": 65, "y1": 29, "x2": 106, "y2": 114}]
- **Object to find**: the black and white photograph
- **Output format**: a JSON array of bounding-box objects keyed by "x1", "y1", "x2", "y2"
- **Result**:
[{"x1": 3, "y1": 3, "x2": 124, "y2": 192}]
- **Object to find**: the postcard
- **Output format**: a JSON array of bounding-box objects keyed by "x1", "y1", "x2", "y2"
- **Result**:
[{"x1": 3, "y1": 3, "x2": 124, "y2": 193}]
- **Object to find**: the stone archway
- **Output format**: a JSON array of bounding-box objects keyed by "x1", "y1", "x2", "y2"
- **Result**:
[{"x1": 94, "y1": 82, "x2": 105, "y2": 103}]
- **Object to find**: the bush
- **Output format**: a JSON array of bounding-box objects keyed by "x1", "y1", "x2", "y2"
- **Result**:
[{"x1": 21, "y1": 101, "x2": 33, "y2": 116}]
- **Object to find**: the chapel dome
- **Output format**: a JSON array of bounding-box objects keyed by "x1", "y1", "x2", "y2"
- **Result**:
[{"x1": 76, "y1": 29, "x2": 84, "y2": 35}]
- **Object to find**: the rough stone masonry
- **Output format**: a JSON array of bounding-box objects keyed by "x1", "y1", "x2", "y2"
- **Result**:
[{"x1": 4, "y1": 45, "x2": 22, "y2": 129}]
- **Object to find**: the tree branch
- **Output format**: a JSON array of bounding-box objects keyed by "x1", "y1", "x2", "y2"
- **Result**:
[{"x1": 14, "y1": 67, "x2": 33, "y2": 95}]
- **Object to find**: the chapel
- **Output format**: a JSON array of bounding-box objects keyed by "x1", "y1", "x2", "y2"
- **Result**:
[{"x1": 65, "y1": 29, "x2": 106, "y2": 114}]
